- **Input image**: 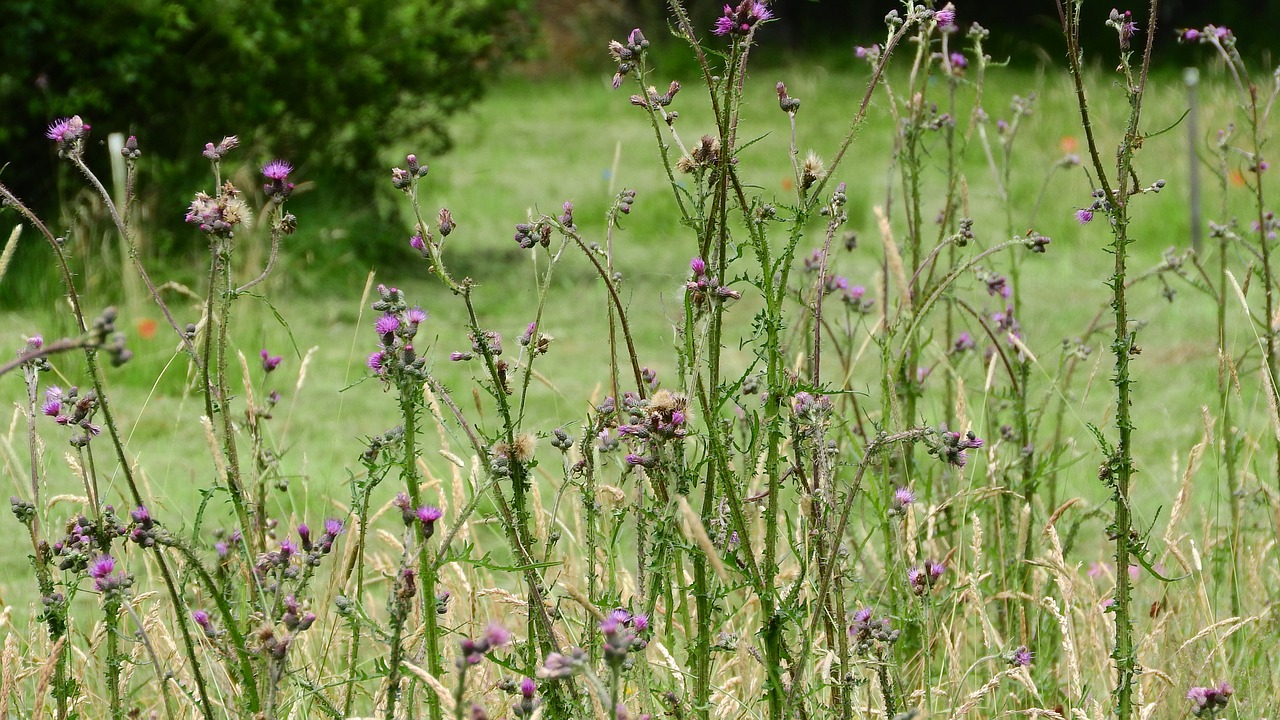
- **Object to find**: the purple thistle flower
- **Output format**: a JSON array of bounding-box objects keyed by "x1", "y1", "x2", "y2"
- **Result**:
[
  {"x1": 854, "y1": 44, "x2": 881, "y2": 60},
  {"x1": 485, "y1": 623, "x2": 511, "y2": 647},
  {"x1": 949, "y1": 52, "x2": 968, "y2": 69},
  {"x1": 262, "y1": 160, "x2": 293, "y2": 181},
  {"x1": 1179, "y1": 28, "x2": 1201, "y2": 42},
  {"x1": 279, "y1": 537, "x2": 297, "y2": 558},
  {"x1": 417, "y1": 505, "x2": 443, "y2": 524},
  {"x1": 192, "y1": 610, "x2": 212, "y2": 630},
  {"x1": 410, "y1": 234, "x2": 428, "y2": 254},
  {"x1": 375, "y1": 314, "x2": 400, "y2": 336},
  {"x1": 367, "y1": 351, "x2": 385, "y2": 374},
  {"x1": 632, "y1": 614, "x2": 649, "y2": 632},
  {"x1": 1076, "y1": 208, "x2": 1094, "y2": 224},
  {"x1": 89, "y1": 554, "x2": 115, "y2": 580},
  {"x1": 520, "y1": 676, "x2": 537, "y2": 699},
  {"x1": 215, "y1": 541, "x2": 229, "y2": 558},
  {"x1": 131, "y1": 505, "x2": 152, "y2": 526},
  {"x1": 41, "y1": 399, "x2": 62, "y2": 417},
  {"x1": 324, "y1": 518, "x2": 344, "y2": 537},
  {"x1": 893, "y1": 487, "x2": 916, "y2": 509},
  {"x1": 690, "y1": 257, "x2": 707, "y2": 276},
  {"x1": 45, "y1": 116, "x2": 89, "y2": 144},
  {"x1": 1011, "y1": 645, "x2": 1033, "y2": 667},
  {"x1": 260, "y1": 349, "x2": 282, "y2": 373},
  {"x1": 599, "y1": 617, "x2": 620, "y2": 636},
  {"x1": 935, "y1": 4, "x2": 956, "y2": 29},
  {"x1": 406, "y1": 307, "x2": 428, "y2": 325},
  {"x1": 449, "y1": 351, "x2": 471, "y2": 361}
]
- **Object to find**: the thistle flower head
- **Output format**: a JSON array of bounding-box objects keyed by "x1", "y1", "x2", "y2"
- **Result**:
[
  {"x1": 713, "y1": 1, "x2": 773, "y2": 36},
  {"x1": 484, "y1": 622, "x2": 511, "y2": 647},
  {"x1": 45, "y1": 116, "x2": 90, "y2": 144},
  {"x1": 262, "y1": 160, "x2": 293, "y2": 181},
  {"x1": 260, "y1": 349, "x2": 282, "y2": 373},
  {"x1": 88, "y1": 554, "x2": 115, "y2": 579},
  {"x1": 1010, "y1": 645, "x2": 1033, "y2": 667},
  {"x1": 375, "y1": 314, "x2": 400, "y2": 336}
]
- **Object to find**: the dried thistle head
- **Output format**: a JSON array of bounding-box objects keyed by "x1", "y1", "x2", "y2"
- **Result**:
[
  {"x1": 649, "y1": 389, "x2": 687, "y2": 415},
  {"x1": 513, "y1": 433, "x2": 537, "y2": 464},
  {"x1": 801, "y1": 151, "x2": 825, "y2": 190}
]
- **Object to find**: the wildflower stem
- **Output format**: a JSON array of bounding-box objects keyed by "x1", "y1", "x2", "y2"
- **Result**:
[{"x1": 1058, "y1": 2, "x2": 1158, "y2": 718}]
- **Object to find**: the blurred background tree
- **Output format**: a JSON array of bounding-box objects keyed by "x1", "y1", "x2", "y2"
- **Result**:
[{"x1": 0, "y1": 0, "x2": 531, "y2": 266}]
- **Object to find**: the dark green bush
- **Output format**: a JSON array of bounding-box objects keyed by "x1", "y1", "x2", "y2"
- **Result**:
[{"x1": 0, "y1": 0, "x2": 531, "y2": 224}]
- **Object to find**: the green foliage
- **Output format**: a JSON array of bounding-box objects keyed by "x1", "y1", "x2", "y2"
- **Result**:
[{"x1": 0, "y1": 0, "x2": 532, "y2": 217}]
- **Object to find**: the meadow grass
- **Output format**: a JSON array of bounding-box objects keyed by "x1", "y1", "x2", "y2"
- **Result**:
[{"x1": 1, "y1": 27, "x2": 1277, "y2": 718}]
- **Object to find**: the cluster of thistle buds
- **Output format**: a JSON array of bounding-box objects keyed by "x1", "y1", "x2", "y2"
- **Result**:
[
  {"x1": 367, "y1": 285, "x2": 429, "y2": 382},
  {"x1": 630, "y1": 82, "x2": 680, "y2": 111},
  {"x1": 392, "y1": 153, "x2": 429, "y2": 192},
  {"x1": 295, "y1": 518, "x2": 344, "y2": 566},
  {"x1": 186, "y1": 181, "x2": 250, "y2": 238},
  {"x1": 257, "y1": 614, "x2": 308, "y2": 661},
  {"x1": 676, "y1": 135, "x2": 724, "y2": 175},
  {"x1": 510, "y1": 677, "x2": 539, "y2": 719},
  {"x1": 459, "y1": 623, "x2": 512, "y2": 666},
  {"x1": 50, "y1": 509, "x2": 125, "y2": 573},
  {"x1": 818, "y1": 181, "x2": 847, "y2": 221},
  {"x1": 908, "y1": 559, "x2": 947, "y2": 595},
  {"x1": 951, "y1": 217, "x2": 975, "y2": 247},
  {"x1": 848, "y1": 607, "x2": 899, "y2": 654},
  {"x1": 686, "y1": 256, "x2": 741, "y2": 308},
  {"x1": 42, "y1": 385, "x2": 102, "y2": 446},
  {"x1": 514, "y1": 219, "x2": 555, "y2": 249},
  {"x1": 600, "y1": 608, "x2": 649, "y2": 669},
  {"x1": 712, "y1": 1, "x2": 772, "y2": 37},
  {"x1": 127, "y1": 506, "x2": 160, "y2": 548},
  {"x1": 91, "y1": 306, "x2": 133, "y2": 366},
  {"x1": 1021, "y1": 230, "x2": 1051, "y2": 254},
  {"x1": 618, "y1": 389, "x2": 689, "y2": 444},
  {"x1": 930, "y1": 428, "x2": 984, "y2": 468},
  {"x1": 1177, "y1": 24, "x2": 1233, "y2": 45},
  {"x1": 1186, "y1": 682, "x2": 1234, "y2": 718},
  {"x1": 1075, "y1": 189, "x2": 1114, "y2": 225},
  {"x1": 1106, "y1": 8, "x2": 1141, "y2": 49},
  {"x1": 792, "y1": 391, "x2": 833, "y2": 425},
  {"x1": 360, "y1": 426, "x2": 405, "y2": 466},
  {"x1": 608, "y1": 29, "x2": 648, "y2": 90},
  {"x1": 254, "y1": 533, "x2": 314, "y2": 580}
]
